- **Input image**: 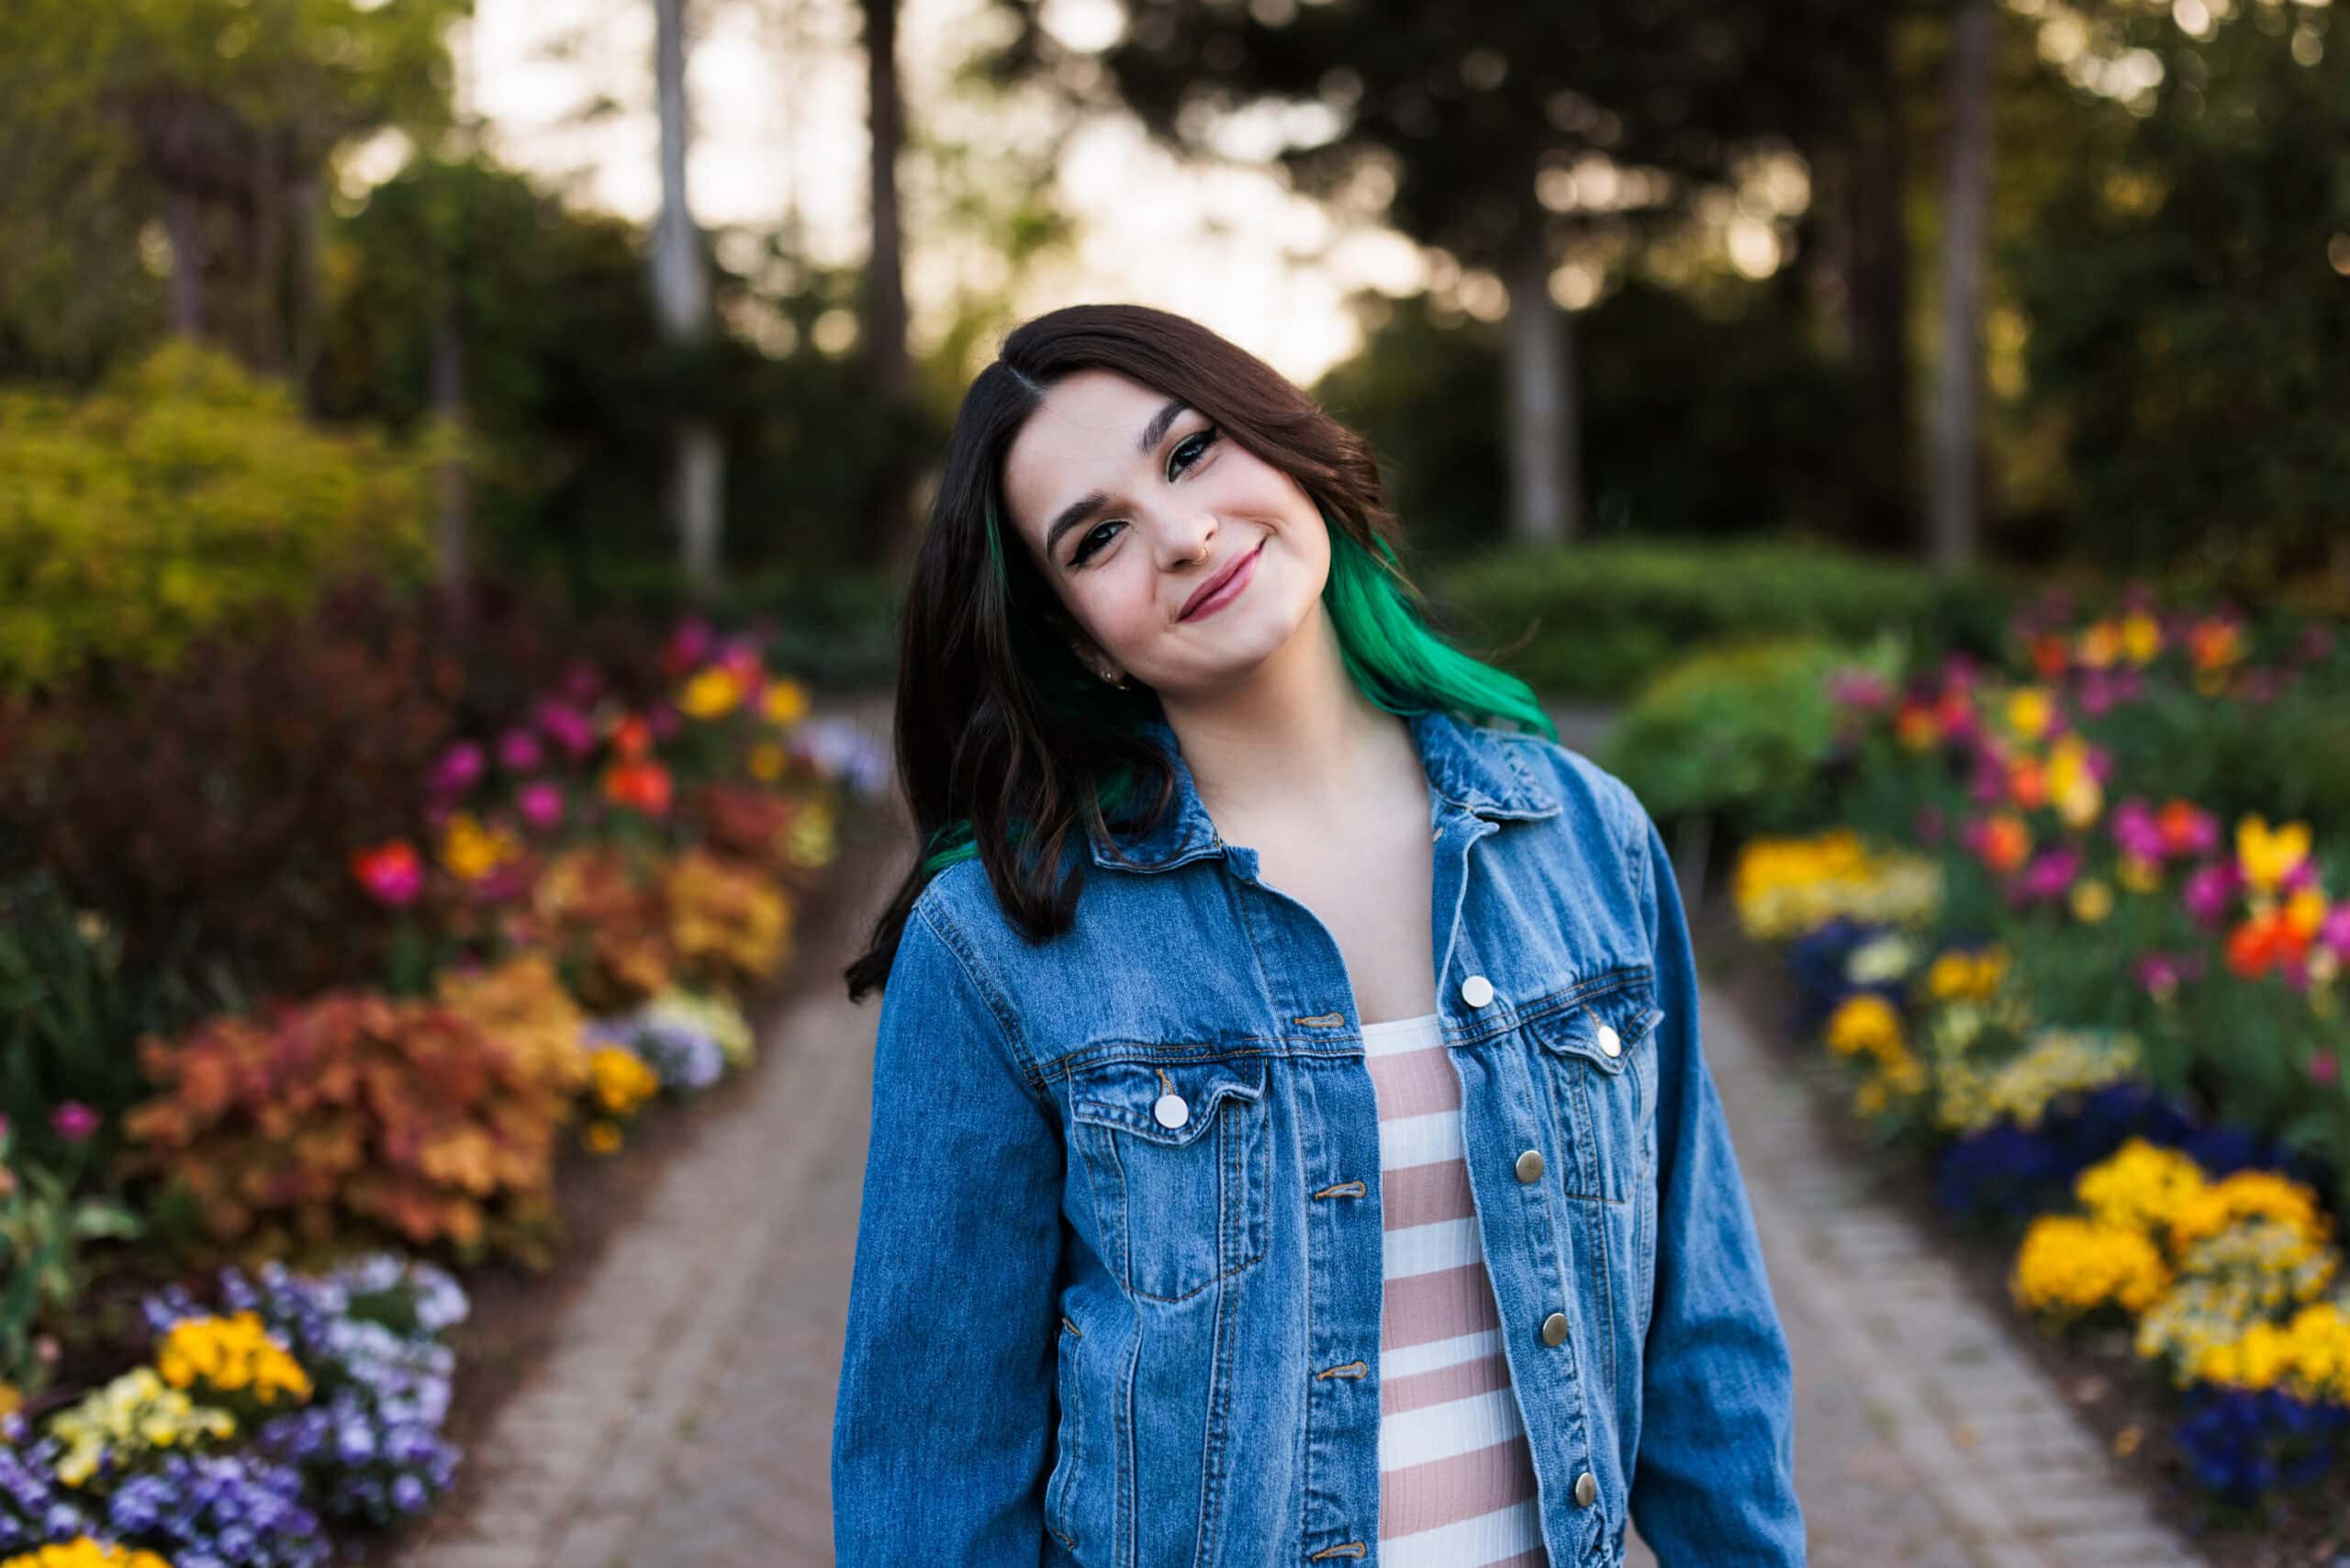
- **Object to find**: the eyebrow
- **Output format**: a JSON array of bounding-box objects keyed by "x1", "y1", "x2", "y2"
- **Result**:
[{"x1": 1041, "y1": 397, "x2": 1192, "y2": 561}]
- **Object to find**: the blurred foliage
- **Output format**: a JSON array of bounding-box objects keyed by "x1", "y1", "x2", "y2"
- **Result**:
[
  {"x1": 1318, "y1": 279, "x2": 1868, "y2": 556},
  {"x1": 314, "y1": 152, "x2": 941, "y2": 590},
  {"x1": 0, "y1": 0, "x2": 461, "y2": 381},
  {"x1": 1427, "y1": 536, "x2": 2012, "y2": 700},
  {"x1": 1601, "y1": 634, "x2": 1898, "y2": 837},
  {"x1": 0, "y1": 339, "x2": 433, "y2": 695},
  {"x1": 2002, "y1": 0, "x2": 2350, "y2": 587}
]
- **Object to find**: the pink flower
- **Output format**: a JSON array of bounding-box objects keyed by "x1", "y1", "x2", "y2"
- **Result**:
[
  {"x1": 50, "y1": 1102, "x2": 98, "y2": 1143},
  {"x1": 664, "y1": 616, "x2": 716, "y2": 676},
  {"x1": 1830, "y1": 667, "x2": 1891, "y2": 711},
  {"x1": 2079, "y1": 670, "x2": 2116, "y2": 717},
  {"x1": 2311, "y1": 1049, "x2": 2342, "y2": 1089},
  {"x1": 2110, "y1": 799, "x2": 2164, "y2": 861},
  {"x1": 2018, "y1": 846, "x2": 2083, "y2": 903},
  {"x1": 536, "y1": 700, "x2": 599, "y2": 760},
  {"x1": 429, "y1": 741, "x2": 486, "y2": 798},
  {"x1": 350, "y1": 841, "x2": 425, "y2": 906},
  {"x1": 719, "y1": 635, "x2": 766, "y2": 689},
  {"x1": 2182, "y1": 861, "x2": 2241, "y2": 929},
  {"x1": 2281, "y1": 857, "x2": 2321, "y2": 894},
  {"x1": 517, "y1": 780, "x2": 565, "y2": 832},
  {"x1": 496, "y1": 727, "x2": 544, "y2": 773},
  {"x1": 2319, "y1": 903, "x2": 2350, "y2": 960}
]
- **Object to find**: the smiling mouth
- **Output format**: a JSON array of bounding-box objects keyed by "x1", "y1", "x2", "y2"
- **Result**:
[{"x1": 1179, "y1": 540, "x2": 1264, "y2": 622}]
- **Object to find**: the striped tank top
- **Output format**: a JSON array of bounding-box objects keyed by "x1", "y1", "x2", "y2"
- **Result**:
[{"x1": 1362, "y1": 1010, "x2": 1549, "y2": 1567}]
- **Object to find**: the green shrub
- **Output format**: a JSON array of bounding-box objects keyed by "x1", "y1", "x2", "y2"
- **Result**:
[
  {"x1": 0, "y1": 340, "x2": 434, "y2": 694},
  {"x1": 1600, "y1": 634, "x2": 1899, "y2": 838},
  {"x1": 1428, "y1": 537, "x2": 2010, "y2": 700}
]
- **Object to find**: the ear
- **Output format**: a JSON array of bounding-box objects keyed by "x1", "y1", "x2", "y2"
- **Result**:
[{"x1": 1065, "y1": 631, "x2": 1111, "y2": 680}]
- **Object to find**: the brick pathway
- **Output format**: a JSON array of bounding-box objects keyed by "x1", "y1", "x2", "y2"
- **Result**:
[{"x1": 397, "y1": 698, "x2": 2204, "y2": 1568}]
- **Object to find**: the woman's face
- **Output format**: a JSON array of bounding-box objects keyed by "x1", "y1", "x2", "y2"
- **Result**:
[{"x1": 1000, "y1": 368, "x2": 1330, "y2": 701}]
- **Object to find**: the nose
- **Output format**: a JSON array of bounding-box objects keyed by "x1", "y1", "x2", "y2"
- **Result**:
[{"x1": 1157, "y1": 510, "x2": 1216, "y2": 571}]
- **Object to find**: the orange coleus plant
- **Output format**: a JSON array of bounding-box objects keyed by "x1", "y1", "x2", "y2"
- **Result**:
[{"x1": 116, "y1": 985, "x2": 574, "y2": 1270}]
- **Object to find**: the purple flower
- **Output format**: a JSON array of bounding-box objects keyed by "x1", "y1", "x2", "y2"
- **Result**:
[
  {"x1": 2320, "y1": 903, "x2": 2350, "y2": 960},
  {"x1": 494, "y1": 727, "x2": 543, "y2": 773},
  {"x1": 535, "y1": 700, "x2": 599, "y2": 761},
  {"x1": 50, "y1": 1101, "x2": 98, "y2": 1143},
  {"x1": 665, "y1": 616, "x2": 715, "y2": 671},
  {"x1": 428, "y1": 741, "x2": 486, "y2": 799},
  {"x1": 517, "y1": 780, "x2": 565, "y2": 832},
  {"x1": 2182, "y1": 861, "x2": 2240, "y2": 929},
  {"x1": 2017, "y1": 846, "x2": 2083, "y2": 903},
  {"x1": 2110, "y1": 799, "x2": 2164, "y2": 861}
]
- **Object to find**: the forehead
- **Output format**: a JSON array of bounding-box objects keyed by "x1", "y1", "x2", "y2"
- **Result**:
[{"x1": 1000, "y1": 368, "x2": 1174, "y2": 547}]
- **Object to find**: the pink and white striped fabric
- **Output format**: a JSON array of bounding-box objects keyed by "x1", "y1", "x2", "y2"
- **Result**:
[{"x1": 1361, "y1": 1010, "x2": 1549, "y2": 1567}]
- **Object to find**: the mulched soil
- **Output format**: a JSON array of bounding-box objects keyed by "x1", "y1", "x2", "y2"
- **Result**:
[{"x1": 1689, "y1": 893, "x2": 2350, "y2": 1568}]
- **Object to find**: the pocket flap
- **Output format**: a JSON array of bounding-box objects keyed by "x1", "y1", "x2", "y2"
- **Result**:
[
  {"x1": 1068, "y1": 1054, "x2": 1268, "y2": 1148},
  {"x1": 1532, "y1": 983, "x2": 1665, "y2": 1076}
]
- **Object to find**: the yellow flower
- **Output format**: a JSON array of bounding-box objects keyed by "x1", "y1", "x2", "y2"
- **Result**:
[
  {"x1": 2165, "y1": 1170, "x2": 2333, "y2": 1254},
  {"x1": 588, "y1": 1045, "x2": 660, "y2": 1116},
  {"x1": 1925, "y1": 946, "x2": 2009, "y2": 1002},
  {"x1": 440, "y1": 811, "x2": 521, "y2": 882},
  {"x1": 2112, "y1": 1425, "x2": 2142, "y2": 1457},
  {"x1": 2076, "y1": 1138, "x2": 2208, "y2": 1236},
  {"x1": 2047, "y1": 736, "x2": 2103, "y2": 829},
  {"x1": 2285, "y1": 887, "x2": 2329, "y2": 941},
  {"x1": 2235, "y1": 814, "x2": 2311, "y2": 894},
  {"x1": 0, "y1": 1381, "x2": 18, "y2": 1420},
  {"x1": 1, "y1": 1541, "x2": 175, "y2": 1568},
  {"x1": 2077, "y1": 620, "x2": 2122, "y2": 670},
  {"x1": 746, "y1": 742, "x2": 787, "y2": 783},
  {"x1": 583, "y1": 1119, "x2": 623, "y2": 1155},
  {"x1": 1825, "y1": 994, "x2": 1905, "y2": 1063},
  {"x1": 2012, "y1": 1215, "x2": 2171, "y2": 1322},
  {"x1": 2117, "y1": 853, "x2": 2163, "y2": 894},
  {"x1": 153, "y1": 1312, "x2": 312, "y2": 1406},
  {"x1": 2006, "y1": 686, "x2": 2055, "y2": 743},
  {"x1": 677, "y1": 666, "x2": 744, "y2": 720},
  {"x1": 761, "y1": 678, "x2": 810, "y2": 727},
  {"x1": 2069, "y1": 879, "x2": 2115, "y2": 924},
  {"x1": 2120, "y1": 612, "x2": 2162, "y2": 664}
]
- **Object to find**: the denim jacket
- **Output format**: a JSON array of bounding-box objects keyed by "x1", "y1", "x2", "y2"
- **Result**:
[{"x1": 832, "y1": 707, "x2": 1806, "y2": 1566}]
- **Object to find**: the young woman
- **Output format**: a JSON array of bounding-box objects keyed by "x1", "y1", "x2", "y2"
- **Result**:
[{"x1": 830, "y1": 302, "x2": 1806, "y2": 1566}]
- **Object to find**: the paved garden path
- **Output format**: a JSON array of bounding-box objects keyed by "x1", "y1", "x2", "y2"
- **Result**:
[{"x1": 399, "y1": 695, "x2": 2202, "y2": 1568}]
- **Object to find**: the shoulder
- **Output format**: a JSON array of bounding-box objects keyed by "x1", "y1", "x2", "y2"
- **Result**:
[{"x1": 1476, "y1": 721, "x2": 1652, "y2": 864}]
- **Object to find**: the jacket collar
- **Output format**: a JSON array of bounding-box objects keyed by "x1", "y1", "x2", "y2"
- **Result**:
[{"x1": 1086, "y1": 706, "x2": 1562, "y2": 872}]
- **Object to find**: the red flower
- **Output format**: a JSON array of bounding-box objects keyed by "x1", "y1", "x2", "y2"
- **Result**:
[{"x1": 351, "y1": 841, "x2": 424, "y2": 906}]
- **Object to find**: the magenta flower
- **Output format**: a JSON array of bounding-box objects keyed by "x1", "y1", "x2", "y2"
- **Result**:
[
  {"x1": 2281, "y1": 857, "x2": 2321, "y2": 895},
  {"x1": 50, "y1": 1102, "x2": 98, "y2": 1143},
  {"x1": 1967, "y1": 753, "x2": 2008, "y2": 806},
  {"x1": 518, "y1": 780, "x2": 565, "y2": 832},
  {"x1": 2079, "y1": 670, "x2": 2116, "y2": 717},
  {"x1": 2182, "y1": 861, "x2": 2241, "y2": 929},
  {"x1": 2312, "y1": 1049, "x2": 2342, "y2": 1089},
  {"x1": 2018, "y1": 846, "x2": 2083, "y2": 903},
  {"x1": 429, "y1": 741, "x2": 486, "y2": 798},
  {"x1": 536, "y1": 699, "x2": 599, "y2": 760},
  {"x1": 665, "y1": 616, "x2": 716, "y2": 673},
  {"x1": 2110, "y1": 799, "x2": 2164, "y2": 861},
  {"x1": 719, "y1": 635, "x2": 766, "y2": 687},
  {"x1": 496, "y1": 727, "x2": 544, "y2": 773},
  {"x1": 2319, "y1": 903, "x2": 2350, "y2": 960},
  {"x1": 2133, "y1": 951, "x2": 2207, "y2": 997}
]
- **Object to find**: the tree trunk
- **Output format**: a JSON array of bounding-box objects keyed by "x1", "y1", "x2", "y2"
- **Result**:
[
  {"x1": 1930, "y1": 0, "x2": 1997, "y2": 576},
  {"x1": 1504, "y1": 230, "x2": 1578, "y2": 546},
  {"x1": 653, "y1": 0, "x2": 724, "y2": 592},
  {"x1": 862, "y1": 0, "x2": 921, "y2": 564},
  {"x1": 1843, "y1": 25, "x2": 1917, "y2": 554},
  {"x1": 431, "y1": 301, "x2": 473, "y2": 638},
  {"x1": 163, "y1": 188, "x2": 207, "y2": 339}
]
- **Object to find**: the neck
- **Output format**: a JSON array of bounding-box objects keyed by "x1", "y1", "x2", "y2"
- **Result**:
[{"x1": 1155, "y1": 602, "x2": 1412, "y2": 826}]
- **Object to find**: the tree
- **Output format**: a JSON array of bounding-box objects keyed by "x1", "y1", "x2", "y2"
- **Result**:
[{"x1": 652, "y1": 0, "x2": 726, "y2": 591}]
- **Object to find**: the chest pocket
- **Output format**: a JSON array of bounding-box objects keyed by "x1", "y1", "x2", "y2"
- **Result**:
[
  {"x1": 1528, "y1": 977, "x2": 1666, "y2": 1205},
  {"x1": 1067, "y1": 1053, "x2": 1270, "y2": 1304}
]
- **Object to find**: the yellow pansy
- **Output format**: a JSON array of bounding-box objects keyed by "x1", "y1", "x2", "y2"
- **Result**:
[
  {"x1": 2120, "y1": 612, "x2": 2162, "y2": 664},
  {"x1": 2236, "y1": 815, "x2": 2311, "y2": 893},
  {"x1": 440, "y1": 811, "x2": 520, "y2": 882},
  {"x1": 761, "y1": 678, "x2": 810, "y2": 727},
  {"x1": 2006, "y1": 686, "x2": 2055, "y2": 743},
  {"x1": 677, "y1": 666, "x2": 744, "y2": 720}
]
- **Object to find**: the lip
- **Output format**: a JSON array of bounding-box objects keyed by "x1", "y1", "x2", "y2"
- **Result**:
[{"x1": 1177, "y1": 540, "x2": 1265, "y2": 622}]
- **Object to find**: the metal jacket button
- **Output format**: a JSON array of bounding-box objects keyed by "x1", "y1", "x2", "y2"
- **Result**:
[
  {"x1": 1515, "y1": 1148, "x2": 1545, "y2": 1183},
  {"x1": 1541, "y1": 1311, "x2": 1569, "y2": 1346},
  {"x1": 1596, "y1": 1023, "x2": 1622, "y2": 1057},
  {"x1": 1460, "y1": 974, "x2": 1494, "y2": 1008},
  {"x1": 1573, "y1": 1471, "x2": 1598, "y2": 1507},
  {"x1": 1153, "y1": 1092, "x2": 1190, "y2": 1129}
]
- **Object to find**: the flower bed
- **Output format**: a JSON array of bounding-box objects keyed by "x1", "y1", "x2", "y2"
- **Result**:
[
  {"x1": 1722, "y1": 589, "x2": 2350, "y2": 1540},
  {"x1": 0, "y1": 603, "x2": 889, "y2": 1564}
]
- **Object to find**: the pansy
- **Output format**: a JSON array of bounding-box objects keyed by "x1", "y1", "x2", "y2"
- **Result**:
[{"x1": 2236, "y1": 815, "x2": 2311, "y2": 894}]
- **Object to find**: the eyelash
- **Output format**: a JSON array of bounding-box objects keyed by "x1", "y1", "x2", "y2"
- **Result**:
[{"x1": 1069, "y1": 425, "x2": 1220, "y2": 566}]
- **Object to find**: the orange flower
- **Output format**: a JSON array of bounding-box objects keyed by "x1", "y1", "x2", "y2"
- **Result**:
[
  {"x1": 2029, "y1": 634, "x2": 2070, "y2": 680},
  {"x1": 2224, "y1": 910, "x2": 2310, "y2": 980},
  {"x1": 1981, "y1": 812, "x2": 2032, "y2": 876},
  {"x1": 2007, "y1": 756, "x2": 2050, "y2": 811},
  {"x1": 610, "y1": 713, "x2": 654, "y2": 761},
  {"x1": 601, "y1": 757, "x2": 673, "y2": 815},
  {"x1": 1895, "y1": 701, "x2": 1941, "y2": 752}
]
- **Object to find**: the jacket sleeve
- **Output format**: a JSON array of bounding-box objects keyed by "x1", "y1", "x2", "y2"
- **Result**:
[
  {"x1": 831, "y1": 898, "x2": 1064, "y2": 1563},
  {"x1": 1623, "y1": 807, "x2": 1808, "y2": 1564}
]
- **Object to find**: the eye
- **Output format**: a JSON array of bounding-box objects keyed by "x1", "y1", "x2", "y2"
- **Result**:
[{"x1": 1068, "y1": 425, "x2": 1222, "y2": 568}]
